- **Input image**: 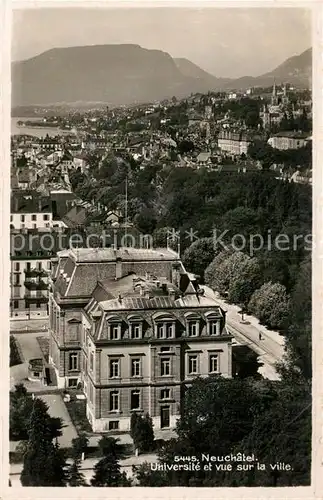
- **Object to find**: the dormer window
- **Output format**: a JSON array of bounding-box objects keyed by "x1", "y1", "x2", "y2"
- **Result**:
[
  {"x1": 155, "y1": 321, "x2": 175, "y2": 339},
  {"x1": 205, "y1": 311, "x2": 221, "y2": 336},
  {"x1": 184, "y1": 312, "x2": 201, "y2": 337},
  {"x1": 131, "y1": 323, "x2": 141, "y2": 339},
  {"x1": 110, "y1": 324, "x2": 120, "y2": 340},
  {"x1": 188, "y1": 321, "x2": 199, "y2": 337},
  {"x1": 106, "y1": 315, "x2": 122, "y2": 340},
  {"x1": 209, "y1": 321, "x2": 220, "y2": 336},
  {"x1": 127, "y1": 315, "x2": 143, "y2": 339}
]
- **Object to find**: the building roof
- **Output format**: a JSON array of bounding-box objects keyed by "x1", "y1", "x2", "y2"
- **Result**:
[
  {"x1": 11, "y1": 193, "x2": 52, "y2": 214},
  {"x1": 53, "y1": 247, "x2": 181, "y2": 298},
  {"x1": 273, "y1": 131, "x2": 310, "y2": 139},
  {"x1": 67, "y1": 247, "x2": 180, "y2": 263},
  {"x1": 197, "y1": 152, "x2": 211, "y2": 162}
]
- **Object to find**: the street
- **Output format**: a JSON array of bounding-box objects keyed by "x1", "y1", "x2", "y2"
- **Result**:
[{"x1": 202, "y1": 286, "x2": 285, "y2": 380}]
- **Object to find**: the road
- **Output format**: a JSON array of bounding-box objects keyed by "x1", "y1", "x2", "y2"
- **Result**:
[{"x1": 202, "y1": 286, "x2": 285, "y2": 380}]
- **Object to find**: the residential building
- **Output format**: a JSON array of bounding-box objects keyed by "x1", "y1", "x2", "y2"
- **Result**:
[
  {"x1": 268, "y1": 131, "x2": 310, "y2": 150},
  {"x1": 11, "y1": 193, "x2": 53, "y2": 230},
  {"x1": 217, "y1": 131, "x2": 251, "y2": 156},
  {"x1": 10, "y1": 229, "x2": 57, "y2": 317},
  {"x1": 48, "y1": 247, "x2": 232, "y2": 431}
]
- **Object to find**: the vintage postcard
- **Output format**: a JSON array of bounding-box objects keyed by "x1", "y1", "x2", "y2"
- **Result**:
[{"x1": 0, "y1": 0, "x2": 322, "y2": 498}]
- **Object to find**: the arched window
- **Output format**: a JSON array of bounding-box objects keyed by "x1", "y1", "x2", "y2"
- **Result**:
[
  {"x1": 184, "y1": 311, "x2": 201, "y2": 337},
  {"x1": 153, "y1": 312, "x2": 176, "y2": 339}
]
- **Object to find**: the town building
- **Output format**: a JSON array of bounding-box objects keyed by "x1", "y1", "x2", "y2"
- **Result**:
[
  {"x1": 217, "y1": 130, "x2": 251, "y2": 156},
  {"x1": 48, "y1": 247, "x2": 232, "y2": 431},
  {"x1": 268, "y1": 131, "x2": 310, "y2": 150}
]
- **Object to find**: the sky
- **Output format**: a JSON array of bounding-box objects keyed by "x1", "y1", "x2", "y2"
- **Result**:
[{"x1": 11, "y1": 7, "x2": 311, "y2": 78}]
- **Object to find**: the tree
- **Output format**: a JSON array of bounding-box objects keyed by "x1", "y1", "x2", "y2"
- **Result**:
[
  {"x1": 205, "y1": 251, "x2": 249, "y2": 296},
  {"x1": 71, "y1": 433, "x2": 89, "y2": 460},
  {"x1": 67, "y1": 458, "x2": 87, "y2": 486},
  {"x1": 91, "y1": 437, "x2": 130, "y2": 487},
  {"x1": 228, "y1": 257, "x2": 263, "y2": 305},
  {"x1": 133, "y1": 462, "x2": 168, "y2": 486},
  {"x1": 248, "y1": 281, "x2": 290, "y2": 330},
  {"x1": 285, "y1": 256, "x2": 311, "y2": 378},
  {"x1": 182, "y1": 238, "x2": 216, "y2": 282},
  {"x1": 130, "y1": 412, "x2": 155, "y2": 454},
  {"x1": 21, "y1": 398, "x2": 67, "y2": 486},
  {"x1": 248, "y1": 140, "x2": 275, "y2": 170},
  {"x1": 134, "y1": 207, "x2": 157, "y2": 234}
]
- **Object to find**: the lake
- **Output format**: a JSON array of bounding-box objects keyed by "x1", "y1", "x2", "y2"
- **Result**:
[{"x1": 11, "y1": 117, "x2": 74, "y2": 138}]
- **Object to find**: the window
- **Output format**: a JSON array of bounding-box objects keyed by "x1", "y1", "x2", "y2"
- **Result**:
[
  {"x1": 209, "y1": 354, "x2": 219, "y2": 374},
  {"x1": 37, "y1": 262, "x2": 42, "y2": 271},
  {"x1": 33, "y1": 224, "x2": 37, "y2": 229},
  {"x1": 20, "y1": 215, "x2": 25, "y2": 222},
  {"x1": 131, "y1": 358, "x2": 141, "y2": 377},
  {"x1": 47, "y1": 261, "x2": 51, "y2": 270},
  {"x1": 157, "y1": 323, "x2": 164, "y2": 339},
  {"x1": 21, "y1": 224, "x2": 25, "y2": 229},
  {"x1": 110, "y1": 359, "x2": 120, "y2": 378},
  {"x1": 130, "y1": 390, "x2": 140, "y2": 410},
  {"x1": 14, "y1": 300, "x2": 19, "y2": 309},
  {"x1": 36, "y1": 303, "x2": 41, "y2": 309},
  {"x1": 110, "y1": 324, "x2": 120, "y2": 340},
  {"x1": 26, "y1": 262, "x2": 31, "y2": 271},
  {"x1": 14, "y1": 263, "x2": 20, "y2": 271},
  {"x1": 109, "y1": 420, "x2": 119, "y2": 430},
  {"x1": 160, "y1": 346, "x2": 172, "y2": 353},
  {"x1": 89, "y1": 352, "x2": 94, "y2": 371},
  {"x1": 43, "y1": 214, "x2": 49, "y2": 221},
  {"x1": 109, "y1": 391, "x2": 119, "y2": 411},
  {"x1": 68, "y1": 378, "x2": 78, "y2": 388},
  {"x1": 188, "y1": 321, "x2": 198, "y2": 336},
  {"x1": 69, "y1": 352, "x2": 78, "y2": 371},
  {"x1": 209, "y1": 321, "x2": 219, "y2": 335},
  {"x1": 160, "y1": 388, "x2": 170, "y2": 400},
  {"x1": 161, "y1": 358, "x2": 171, "y2": 376},
  {"x1": 131, "y1": 323, "x2": 141, "y2": 339},
  {"x1": 166, "y1": 322, "x2": 174, "y2": 338},
  {"x1": 188, "y1": 355, "x2": 198, "y2": 375},
  {"x1": 14, "y1": 275, "x2": 20, "y2": 285},
  {"x1": 32, "y1": 214, "x2": 37, "y2": 221}
]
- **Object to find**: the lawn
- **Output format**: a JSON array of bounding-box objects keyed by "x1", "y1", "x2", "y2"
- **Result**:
[{"x1": 64, "y1": 398, "x2": 93, "y2": 434}]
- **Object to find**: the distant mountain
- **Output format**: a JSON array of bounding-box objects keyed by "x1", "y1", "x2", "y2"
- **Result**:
[
  {"x1": 174, "y1": 57, "x2": 232, "y2": 87},
  {"x1": 227, "y1": 48, "x2": 311, "y2": 90},
  {"x1": 11, "y1": 45, "x2": 311, "y2": 107},
  {"x1": 12, "y1": 44, "x2": 229, "y2": 107}
]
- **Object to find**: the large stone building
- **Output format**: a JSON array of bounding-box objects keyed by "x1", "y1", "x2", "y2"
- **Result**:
[
  {"x1": 217, "y1": 130, "x2": 251, "y2": 156},
  {"x1": 49, "y1": 247, "x2": 232, "y2": 432}
]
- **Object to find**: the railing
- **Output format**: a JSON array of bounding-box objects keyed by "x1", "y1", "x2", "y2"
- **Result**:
[
  {"x1": 24, "y1": 279, "x2": 49, "y2": 290},
  {"x1": 24, "y1": 269, "x2": 49, "y2": 278}
]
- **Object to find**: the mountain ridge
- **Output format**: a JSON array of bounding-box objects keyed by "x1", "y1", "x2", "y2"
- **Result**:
[{"x1": 11, "y1": 44, "x2": 311, "y2": 106}]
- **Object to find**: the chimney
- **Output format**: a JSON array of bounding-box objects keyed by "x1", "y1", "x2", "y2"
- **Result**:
[{"x1": 115, "y1": 258, "x2": 122, "y2": 279}]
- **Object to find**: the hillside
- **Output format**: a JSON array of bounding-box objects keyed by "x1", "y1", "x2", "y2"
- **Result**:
[
  {"x1": 11, "y1": 45, "x2": 312, "y2": 106},
  {"x1": 227, "y1": 48, "x2": 311, "y2": 90},
  {"x1": 12, "y1": 44, "x2": 227, "y2": 107}
]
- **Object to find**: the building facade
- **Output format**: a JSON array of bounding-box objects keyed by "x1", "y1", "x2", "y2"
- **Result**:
[
  {"x1": 268, "y1": 131, "x2": 310, "y2": 150},
  {"x1": 48, "y1": 248, "x2": 233, "y2": 432},
  {"x1": 217, "y1": 131, "x2": 251, "y2": 156}
]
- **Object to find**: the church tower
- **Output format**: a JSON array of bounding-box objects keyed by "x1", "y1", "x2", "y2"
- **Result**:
[{"x1": 271, "y1": 82, "x2": 278, "y2": 106}]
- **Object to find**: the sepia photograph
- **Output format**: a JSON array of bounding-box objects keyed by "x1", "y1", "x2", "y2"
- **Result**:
[{"x1": 2, "y1": 0, "x2": 319, "y2": 494}]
